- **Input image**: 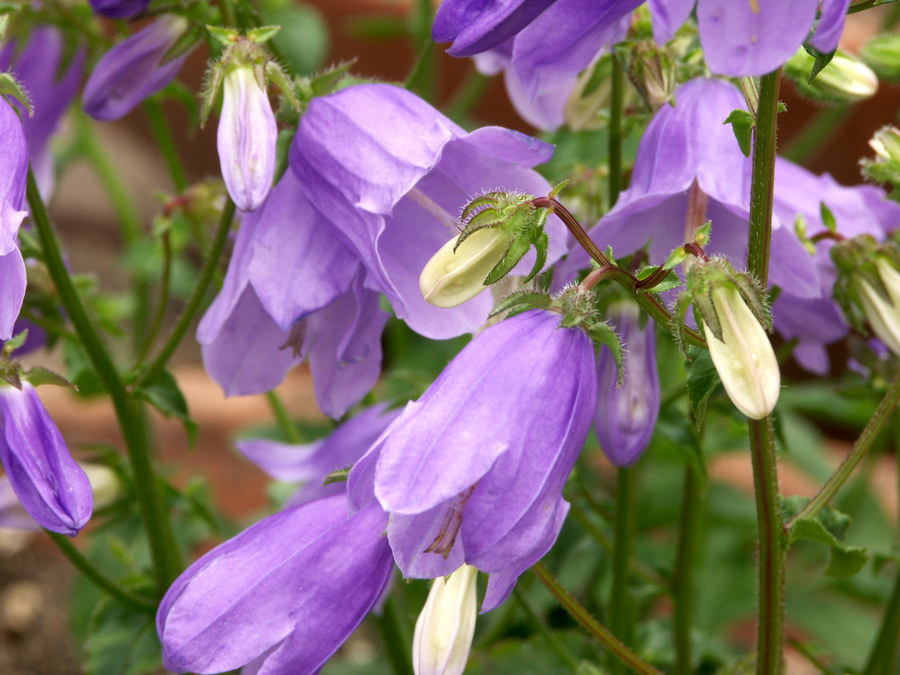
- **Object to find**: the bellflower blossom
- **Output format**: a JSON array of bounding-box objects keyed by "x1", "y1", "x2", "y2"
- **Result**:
[
  {"x1": 595, "y1": 303, "x2": 659, "y2": 467},
  {"x1": 434, "y1": 1, "x2": 849, "y2": 128},
  {"x1": 290, "y1": 83, "x2": 568, "y2": 340},
  {"x1": 197, "y1": 168, "x2": 388, "y2": 418},
  {"x1": 569, "y1": 78, "x2": 818, "y2": 302},
  {"x1": 158, "y1": 493, "x2": 394, "y2": 675},
  {"x1": 348, "y1": 308, "x2": 597, "y2": 611},
  {"x1": 83, "y1": 15, "x2": 190, "y2": 122},
  {"x1": 0, "y1": 97, "x2": 28, "y2": 342},
  {"x1": 0, "y1": 28, "x2": 85, "y2": 197},
  {"x1": 235, "y1": 402, "x2": 401, "y2": 506},
  {"x1": 0, "y1": 383, "x2": 93, "y2": 535},
  {"x1": 0, "y1": 477, "x2": 39, "y2": 531},
  {"x1": 770, "y1": 159, "x2": 900, "y2": 372},
  {"x1": 89, "y1": 0, "x2": 150, "y2": 18},
  {"x1": 217, "y1": 66, "x2": 277, "y2": 211}
]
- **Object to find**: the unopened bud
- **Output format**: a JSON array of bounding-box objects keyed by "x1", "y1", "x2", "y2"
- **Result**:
[
  {"x1": 701, "y1": 285, "x2": 780, "y2": 420},
  {"x1": 869, "y1": 126, "x2": 900, "y2": 163},
  {"x1": 413, "y1": 564, "x2": 478, "y2": 675},
  {"x1": 628, "y1": 40, "x2": 677, "y2": 109},
  {"x1": 855, "y1": 257, "x2": 900, "y2": 356},
  {"x1": 218, "y1": 65, "x2": 277, "y2": 211},
  {"x1": 420, "y1": 229, "x2": 513, "y2": 308},
  {"x1": 861, "y1": 34, "x2": 900, "y2": 81},
  {"x1": 785, "y1": 48, "x2": 878, "y2": 104}
]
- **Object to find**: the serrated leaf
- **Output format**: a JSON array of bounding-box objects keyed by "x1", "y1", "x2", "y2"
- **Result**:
[
  {"x1": 137, "y1": 370, "x2": 197, "y2": 447},
  {"x1": 23, "y1": 366, "x2": 76, "y2": 390},
  {"x1": 309, "y1": 59, "x2": 356, "y2": 97},
  {"x1": 490, "y1": 292, "x2": 551, "y2": 318},
  {"x1": 685, "y1": 346, "x2": 720, "y2": 426},
  {"x1": 785, "y1": 497, "x2": 869, "y2": 579},
  {"x1": 723, "y1": 109, "x2": 755, "y2": 157}
]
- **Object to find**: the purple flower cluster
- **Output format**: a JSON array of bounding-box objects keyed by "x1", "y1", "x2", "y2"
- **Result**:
[{"x1": 434, "y1": 0, "x2": 850, "y2": 129}]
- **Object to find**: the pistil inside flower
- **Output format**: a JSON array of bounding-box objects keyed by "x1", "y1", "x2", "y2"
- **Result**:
[
  {"x1": 424, "y1": 485, "x2": 476, "y2": 558},
  {"x1": 406, "y1": 186, "x2": 463, "y2": 234}
]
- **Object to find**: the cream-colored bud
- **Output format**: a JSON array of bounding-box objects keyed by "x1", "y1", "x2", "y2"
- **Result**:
[
  {"x1": 702, "y1": 286, "x2": 780, "y2": 420},
  {"x1": 419, "y1": 229, "x2": 512, "y2": 308},
  {"x1": 412, "y1": 564, "x2": 478, "y2": 675},
  {"x1": 869, "y1": 126, "x2": 900, "y2": 162},
  {"x1": 855, "y1": 258, "x2": 900, "y2": 356}
]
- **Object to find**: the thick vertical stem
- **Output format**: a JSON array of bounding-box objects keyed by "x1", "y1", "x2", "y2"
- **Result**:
[
  {"x1": 863, "y1": 570, "x2": 900, "y2": 675},
  {"x1": 749, "y1": 417, "x2": 785, "y2": 675},
  {"x1": 673, "y1": 467, "x2": 702, "y2": 675},
  {"x1": 746, "y1": 70, "x2": 781, "y2": 285},
  {"x1": 609, "y1": 466, "x2": 636, "y2": 675},
  {"x1": 27, "y1": 170, "x2": 182, "y2": 592}
]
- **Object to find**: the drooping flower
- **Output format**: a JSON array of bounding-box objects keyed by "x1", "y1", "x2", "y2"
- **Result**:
[
  {"x1": 0, "y1": 97, "x2": 29, "y2": 342},
  {"x1": 595, "y1": 302, "x2": 659, "y2": 466},
  {"x1": 0, "y1": 28, "x2": 85, "y2": 197},
  {"x1": 88, "y1": 0, "x2": 150, "y2": 18},
  {"x1": 348, "y1": 308, "x2": 597, "y2": 610},
  {"x1": 289, "y1": 83, "x2": 568, "y2": 340},
  {"x1": 197, "y1": 168, "x2": 388, "y2": 418},
  {"x1": 217, "y1": 65, "x2": 277, "y2": 211},
  {"x1": 413, "y1": 564, "x2": 479, "y2": 675},
  {"x1": 157, "y1": 493, "x2": 394, "y2": 675},
  {"x1": 0, "y1": 383, "x2": 93, "y2": 535},
  {"x1": 0, "y1": 477, "x2": 39, "y2": 531},
  {"x1": 235, "y1": 402, "x2": 401, "y2": 506},
  {"x1": 433, "y1": 1, "x2": 850, "y2": 128},
  {"x1": 83, "y1": 15, "x2": 190, "y2": 122}
]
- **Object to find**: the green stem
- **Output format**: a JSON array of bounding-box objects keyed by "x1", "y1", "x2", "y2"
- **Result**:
[
  {"x1": 265, "y1": 390, "x2": 303, "y2": 444},
  {"x1": 27, "y1": 170, "x2": 182, "y2": 592},
  {"x1": 46, "y1": 531, "x2": 157, "y2": 614},
  {"x1": 135, "y1": 198, "x2": 236, "y2": 387},
  {"x1": 531, "y1": 562, "x2": 663, "y2": 675},
  {"x1": 373, "y1": 595, "x2": 415, "y2": 675},
  {"x1": 786, "y1": 369, "x2": 900, "y2": 528},
  {"x1": 513, "y1": 586, "x2": 581, "y2": 670},
  {"x1": 446, "y1": 70, "x2": 490, "y2": 121},
  {"x1": 862, "y1": 570, "x2": 900, "y2": 675},
  {"x1": 673, "y1": 467, "x2": 702, "y2": 675},
  {"x1": 404, "y1": 40, "x2": 435, "y2": 95},
  {"x1": 746, "y1": 69, "x2": 781, "y2": 286},
  {"x1": 143, "y1": 98, "x2": 188, "y2": 194},
  {"x1": 608, "y1": 53, "x2": 624, "y2": 208},
  {"x1": 748, "y1": 417, "x2": 786, "y2": 675},
  {"x1": 609, "y1": 467, "x2": 635, "y2": 675},
  {"x1": 531, "y1": 196, "x2": 707, "y2": 348},
  {"x1": 136, "y1": 231, "x2": 172, "y2": 367}
]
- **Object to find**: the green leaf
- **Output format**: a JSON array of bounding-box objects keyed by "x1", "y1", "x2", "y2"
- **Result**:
[
  {"x1": 655, "y1": 404, "x2": 708, "y2": 486},
  {"x1": 723, "y1": 109, "x2": 755, "y2": 157},
  {"x1": 23, "y1": 366, "x2": 75, "y2": 390},
  {"x1": 685, "y1": 346, "x2": 720, "y2": 427},
  {"x1": 137, "y1": 370, "x2": 197, "y2": 447},
  {"x1": 247, "y1": 25, "x2": 281, "y2": 44},
  {"x1": 585, "y1": 322, "x2": 624, "y2": 385},
  {"x1": 804, "y1": 44, "x2": 836, "y2": 82},
  {"x1": 819, "y1": 201, "x2": 837, "y2": 232},
  {"x1": 0, "y1": 71, "x2": 31, "y2": 114},
  {"x1": 84, "y1": 598, "x2": 161, "y2": 675},
  {"x1": 784, "y1": 497, "x2": 870, "y2": 579}
]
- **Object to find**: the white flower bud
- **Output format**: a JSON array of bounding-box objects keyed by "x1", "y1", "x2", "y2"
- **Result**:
[
  {"x1": 217, "y1": 65, "x2": 277, "y2": 212},
  {"x1": 412, "y1": 564, "x2": 478, "y2": 675},
  {"x1": 419, "y1": 229, "x2": 512, "y2": 308},
  {"x1": 702, "y1": 286, "x2": 780, "y2": 420},
  {"x1": 855, "y1": 258, "x2": 900, "y2": 356}
]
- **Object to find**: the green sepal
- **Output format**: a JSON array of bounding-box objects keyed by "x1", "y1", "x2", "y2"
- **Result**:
[
  {"x1": 819, "y1": 201, "x2": 837, "y2": 232},
  {"x1": 783, "y1": 496, "x2": 869, "y2": 579},
  {"x1": 634, "y1": 265, "x2": 682, "y2": 293},
  {"x1": 804, "y1": 44, "x2": 835, "y2": 83},
  {"x1": 684, "y1": 345, "x2": 721, "y2": 427},
  {"x1": 662, "y1": 245, "x2": 688, "y2": 271},
  {"x1": 247, "y1": 25, "x2": 281, "y2": 44},
  {"x1": 206, "y1": 25, "x2": 238, "y2": 46},
  {"x1": 1, "y1": 330, "x2": 28, "y2": 358},
  {"x1": 548, "y1": 179, "x2": 569, "y2": 199},
  {"x1": 585, "y1": 320, "x2": 624, "y2": 385},
  {"x1": 266, "y1": 60, "x2": 300, "y2": 111},
  {"x1": 490, "y1": 290, "x2": 552, "y2": 319},
  {"x1": 22, "y1": 366, "x2": 76, "y2": 390},
  {"x1": 0, "y1": 358, "x2": 21, "y2": 390},
  {"x1": 0, "y1": 72, "x2": 32, "y2": 115},
  {"x1": 136, "y1": 369, "x2": 198, "y2": 448},
  {"x1": 724, "y1": 109, "x2": 754, "y2": 157},
  {"x1": 323, "y1": 467, "x2": 350, "y2": 485},
  {"x1": 694, "y1": 220, "x2": 712, "y2": 247},
  {"x1": 199, "y1": 62, "x2": 225, "y2": 128}
]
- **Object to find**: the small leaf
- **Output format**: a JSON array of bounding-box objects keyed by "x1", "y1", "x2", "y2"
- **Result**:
[
  {"x1": 804, "y1": 44, "x2": 835, "y2": 82},
  {"x1": 323, "y1": 467, "x2": 350, "y2": 485},
  {"x1": 2, "y1": 329, "x2": 28, "y2": 357},
  {"x1": 785, "y1": 497, "x2": 870, "y2": 579},
  {"x1": 23, "y1": 366, "x2": 76, "y2": 390},
  {"x1": 0, "y1": 72, "x2": 31, "y2": 115},
  {"x1": 548, "y1": 179, "x2": 569, "y2": 199},
  {"x1": 586, "y1": 322, "x2": 624, "y2": 386},
  {"x1": 820, "y1": 201, "x2": 837, "y2": 232},
  {"x1": 84, "y1": 598, "x2": 161, "y2": 675},
  {"x1": 137, "y1": 370, "x2": 197, "y2": 447},
  {"x1": 206, "y1": 25, "x2": 238, "y2": 46},
  {"x1": 685, "y1": 346, "x2": 721, "y2": 427},
  {"x1": 724, "y1": 109, "x2": 755, "y2": 157},
  {"x1": 490, "y1": 291, "x2": 551, "y2": 318},
  {"x1": 247, "y1": 25, "x2": 281, "y2": 44},
  {"x1": 484, "y1": 236, "x2": 529, "y2": 285}
]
